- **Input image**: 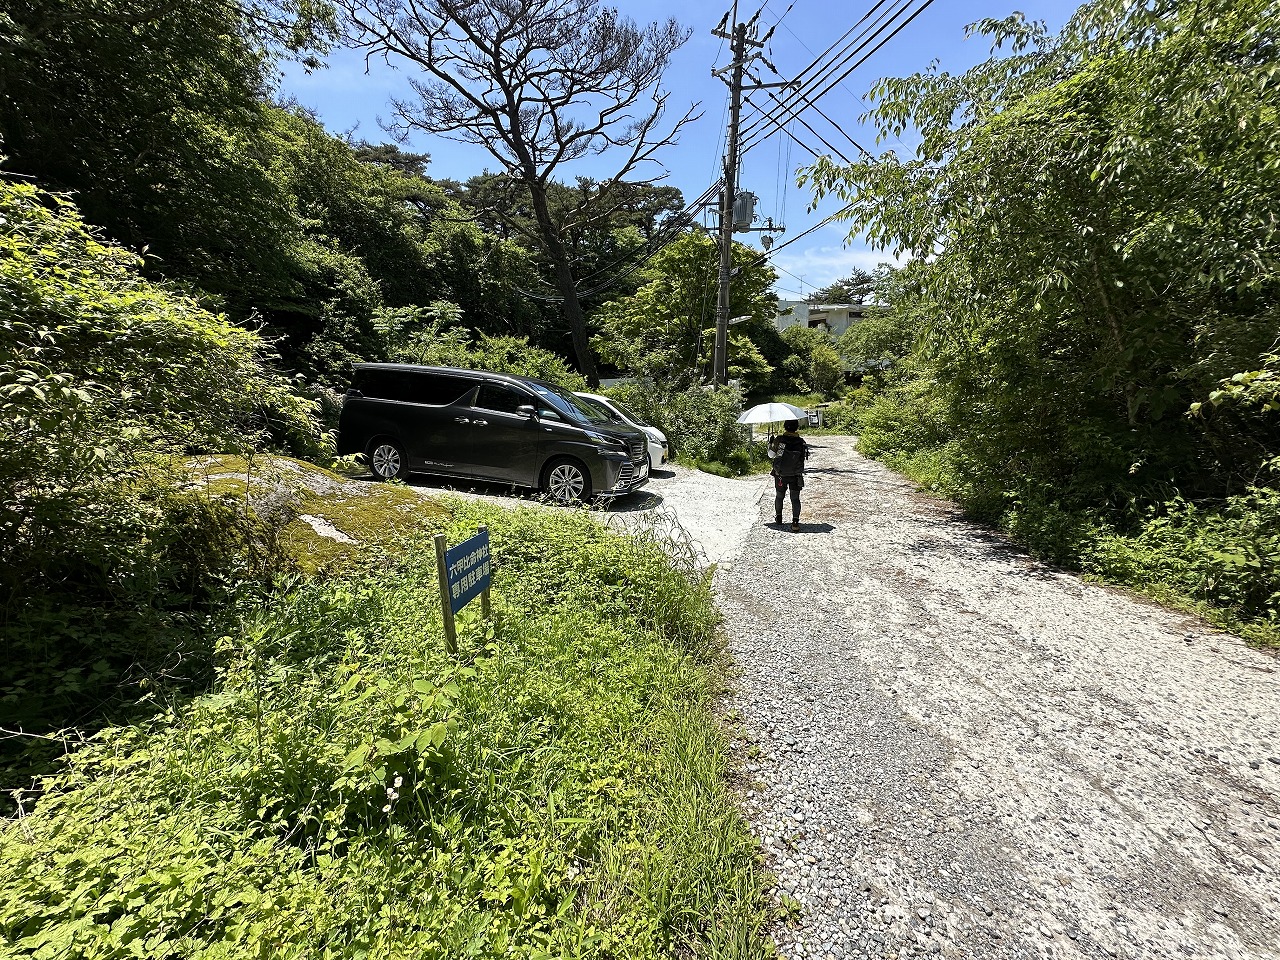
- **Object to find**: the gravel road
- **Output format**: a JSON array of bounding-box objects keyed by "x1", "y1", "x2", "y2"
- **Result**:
[
  {"x1": 398, "y1": 441, "x2": 1280, "y2": 958},
  {"x1": 696, "y1": 435, "x2": 1280, "y2": 960}
]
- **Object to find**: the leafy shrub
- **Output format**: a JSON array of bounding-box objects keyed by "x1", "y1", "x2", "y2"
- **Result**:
[
  {"x1": 1086, "y1": 489, "x2": 1280, "y2": 633},
  {"x1": 854, "y1": 373, "x2": 951, "y2": 468},
  {"x1": 0, "y1": 179, "x2": 316, "y2": 795},
  {"x1": 821, "y1": 400, "x2": 858, "y2": 433},
  {"x1": 0, "y1": 503, "x2": 770, "y2": 957},
  {"x1": 0, "y1": 179, "x2": 315, "y2": 596},
  {"x1": 997, "y1": 487, "x2": 1104, "y2": 568},
  {"x1": 379, "y1": 306, "x2": 588, "y2": 389},
  {"x1": 607, "y1": 381, "x2": 753, "y2": 468},
  {"x1": 779, "y1": 326, "x2": 845, "y2": 399}
]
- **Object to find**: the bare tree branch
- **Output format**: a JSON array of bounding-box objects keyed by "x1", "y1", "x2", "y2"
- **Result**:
[{"x1": 338, "y1": 0, "x2": 700, "y2": 383}]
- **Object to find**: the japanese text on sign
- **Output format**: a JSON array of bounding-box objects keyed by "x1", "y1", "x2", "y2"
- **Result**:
[{"x1": 444, "y1": 529, "x2": 491, "y2": 615}]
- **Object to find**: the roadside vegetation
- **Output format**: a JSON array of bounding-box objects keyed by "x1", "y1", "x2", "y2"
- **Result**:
[
  {"x1": 801, "y1": 0, "x2": 1280, "y2": 643},
  {"x1": 5, "y1": 0, "x2": 1279, "y2": 949},
  {"x1": 2, "y1": 499, "x2": 770, "y2": 957},
  {"x1": 0, "y1": 170, "x2": 769, "y2": 954}
]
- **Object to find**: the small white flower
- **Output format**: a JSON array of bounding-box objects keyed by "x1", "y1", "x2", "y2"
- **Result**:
[
  {"x1": 393, "y1": 776, "x2": 403, "y2": 788},
  {"x1": 382, "y1": 804, "x2": 392, "y2": 813}
]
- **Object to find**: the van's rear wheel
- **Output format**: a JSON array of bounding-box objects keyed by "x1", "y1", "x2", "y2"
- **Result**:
[
  {"x1": 368, "y1": 438, "x2": 409, "y2": 481},
  {"x1": 542, "y1": 458, "x2": 591, "y2": 503}
]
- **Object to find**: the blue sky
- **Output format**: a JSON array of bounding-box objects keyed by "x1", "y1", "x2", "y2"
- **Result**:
[{"x1": 278, "y1": 0, "x2": 1080, "y2": 299}]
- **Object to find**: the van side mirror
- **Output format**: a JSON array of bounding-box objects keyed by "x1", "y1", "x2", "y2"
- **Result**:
[
  {"x1": 345, "y1": 389, "x2": 363, "y2": 397},
  {"x1": 516, "y1": 404, "x2": 537, "y2": 419}
]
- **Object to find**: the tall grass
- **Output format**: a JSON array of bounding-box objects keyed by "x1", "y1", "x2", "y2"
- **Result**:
[{"x1": 1, "y1": 502, "x2": 771, "y2": 958}]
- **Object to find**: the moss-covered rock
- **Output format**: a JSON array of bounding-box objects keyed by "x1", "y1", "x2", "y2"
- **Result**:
[{"x1": 185, "y1": 455, "x2": 447, "y2": 575}]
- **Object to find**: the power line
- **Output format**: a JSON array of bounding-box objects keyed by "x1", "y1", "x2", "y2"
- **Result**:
[
  {"x1": 745, "y1": 200, "x2": 857, "y2": 271},
  {"x1": 572, "y1": 181, "x2": 722, "y2": 286},
  {"x1": 762, "y1": 0, "x2": 915, "y2": 155},
  {"x1": 739, "y1": 0, "x2": 938, "y2": 181},
  {"x1": 737, "y1": 0, "x2": 908, "y2": 147},
  {"x1": 759, "y1": 0, "x2": 898, "y2": 114},
  {"x1": 788, "y1": 0, "x2": 940, "y2": 131},
  {"x1": 511, "y1": 181, "x2": 724, "y2": 302},
  {"x1": 740, "y1": 77, "x2": 866, "y2": 162},
  {"x1": 741, "y1": 51, "x2": 877, "y2": 159},
  {"x1": 774, "y1": 261, "x2": 809, "y2": 286},
  {"x1": 742, "y1": 94, "x2": 826, "y2": 160}
]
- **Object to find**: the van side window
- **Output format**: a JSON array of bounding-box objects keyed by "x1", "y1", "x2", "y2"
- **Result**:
[
  {"x1": 475, "y1": 383, "x2": 529, "y2": 415},
  {"x1": 352, "y1": 370, "x2": 472, "y2": 404},
  {"x1": 413, "y1": 373, "x2": 472, "y2": 405},
  {"x1": 353, "y1": 368, "x2": 403, "y2": 400}
]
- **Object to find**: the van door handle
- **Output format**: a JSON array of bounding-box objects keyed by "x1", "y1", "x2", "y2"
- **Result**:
[
  {"x1": 471, "y1": 419, "x2": 488, "y2": 426},
  {"x1": 453, "y1": 417, "x2": 470, "y2": 424}
]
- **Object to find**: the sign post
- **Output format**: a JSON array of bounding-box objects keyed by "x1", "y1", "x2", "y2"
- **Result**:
[{"x1": 434, "y1": 526, "x2": 492, "y2": 655}]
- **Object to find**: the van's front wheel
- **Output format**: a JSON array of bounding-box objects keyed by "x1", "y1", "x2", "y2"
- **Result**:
[
  {"x1": 542, "y1": 458, "x2": 591, "y2": 503},
  {"x1": 368, "y1": 438, "x2": 409, "y2": 481}
]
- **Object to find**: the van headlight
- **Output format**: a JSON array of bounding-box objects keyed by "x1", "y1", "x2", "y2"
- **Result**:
[{"x1": 585, "y1": 431, "x2": 627, "y2": 457}]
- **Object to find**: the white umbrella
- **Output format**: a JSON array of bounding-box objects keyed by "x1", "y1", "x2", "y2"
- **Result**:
[{"x1": 735, "y1": 401, "x2": 810, "y2": 425}]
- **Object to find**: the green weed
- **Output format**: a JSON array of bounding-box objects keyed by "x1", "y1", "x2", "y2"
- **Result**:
[{"x1": 0, "y1": 502, "x2": 771, "y2": 957}]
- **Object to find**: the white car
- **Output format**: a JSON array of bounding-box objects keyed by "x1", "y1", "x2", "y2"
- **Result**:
[{"x1": 575, "y1": 392, "x2": 668, "y2": 468}]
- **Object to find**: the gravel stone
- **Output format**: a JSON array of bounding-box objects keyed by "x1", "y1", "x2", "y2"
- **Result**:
[{"x1": 661, "y1": 438, "x2": 1280, "y2": 960}]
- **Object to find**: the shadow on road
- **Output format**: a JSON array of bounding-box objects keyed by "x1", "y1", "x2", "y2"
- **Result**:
[
  {"x1": 903, "y1": 519, "x2": 1069, "y2": 583},
  {"x1": 766, "y1": 521, "x2": 836, "y2": 534},
  {"x1": 599, "y1": 490, "x2": 664, "y2": 513}
]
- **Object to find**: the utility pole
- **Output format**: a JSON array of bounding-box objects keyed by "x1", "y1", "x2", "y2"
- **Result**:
[
  {"x1": 712, "y1": 9, "x2": 752, "y2": 386},
  {"x1": 711, "y1": 7, "x2": 780, "y2": 385}
]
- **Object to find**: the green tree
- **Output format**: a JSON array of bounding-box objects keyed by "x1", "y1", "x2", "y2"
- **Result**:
[
  {"x1": 835, "y1": 265, "x2": 919, "y2": 373},
  {"x1": 802, "y1": 0, "x2": 1280, "y2": 507},
  {"x1": 340, "y1": 0, "x2": 698, "y2": 385},
  {"x1": 780, "y1": 326, "x2": 844, "y2": 398},
  {"x1": 592, "y1": 232, "x2": 778, "y2": 389},
  {"x1": 809, "y1": 268, "x2": 876, "y2": 304},
  {"x1": 0, "y1": 178, "x2": 313, "y2": 581},
  {"x1": 0, "y1": 1, "x2": 334, "y2": 304},
  {"x1": 378, "y1": 306, "x2": 587, "y2": 389}
]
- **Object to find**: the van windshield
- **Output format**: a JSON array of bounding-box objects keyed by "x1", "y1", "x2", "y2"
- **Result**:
[{"x1": 529, "y1": 383, "x2": 611, "y2": 426}]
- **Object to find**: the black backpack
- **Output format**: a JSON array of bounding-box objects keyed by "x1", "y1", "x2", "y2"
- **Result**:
[{"x1": 773, "y1": 435, "x2": 807, "y2": 474}]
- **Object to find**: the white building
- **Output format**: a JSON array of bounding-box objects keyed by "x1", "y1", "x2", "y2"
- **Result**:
[{"x1": 773, "y1": 301, "x2": 868, "y2": 339}]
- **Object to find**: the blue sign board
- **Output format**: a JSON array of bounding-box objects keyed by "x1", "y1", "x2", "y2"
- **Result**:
[{"x1": 444, "y1": 528, "x2": 491, "y2": 614}]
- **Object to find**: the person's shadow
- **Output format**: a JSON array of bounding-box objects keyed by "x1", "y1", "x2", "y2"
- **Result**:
[{"x1": 767, "y1": 521, "x2": 835, "y2": 534}]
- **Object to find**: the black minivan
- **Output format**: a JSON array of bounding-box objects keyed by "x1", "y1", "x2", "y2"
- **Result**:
[{"x1": 337, "y1": 364, "x2": 651, "y2": 501}]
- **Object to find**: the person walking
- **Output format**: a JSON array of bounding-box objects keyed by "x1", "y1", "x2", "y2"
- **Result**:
[{"x1": 768, "y1": 419, "x2": 810, "y2": 531}]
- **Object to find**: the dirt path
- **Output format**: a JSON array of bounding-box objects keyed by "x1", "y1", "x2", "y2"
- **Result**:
[{"x1": 708, "y1": 435, "x2": 1280, "y2": 960}]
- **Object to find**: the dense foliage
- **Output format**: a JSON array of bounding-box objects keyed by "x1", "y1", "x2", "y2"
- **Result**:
[
  {"x1": 0, "y1": 3, "x2": 772, "y2": 952},
  {"x1": 0, "y1": 177, "x2": 319, "y2": 789},
  {"x1": 806, "y1": 0, "x2": 1280, "y2": 637},
  {"x1": 340, "y1": 0, "x2": 698, "y2": 384},
  {"x1": 0, "y1": 1, "x2": 692, "y2": 388},
  {"x1": 0, "y1": 0, "x2": 334, "y2": 303},
  {"x1": 379, "y1": 308, "x2": 588, "y2": 390},
  {"x1": 1, "y1": 503, "x2": 770, "y2": 957},
  {"x1": 605, "y1": 381, "x2": 763, "y2": 475},
  {"x1": 593, "y1": 232, "x2": 782, "y2": 391}
]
